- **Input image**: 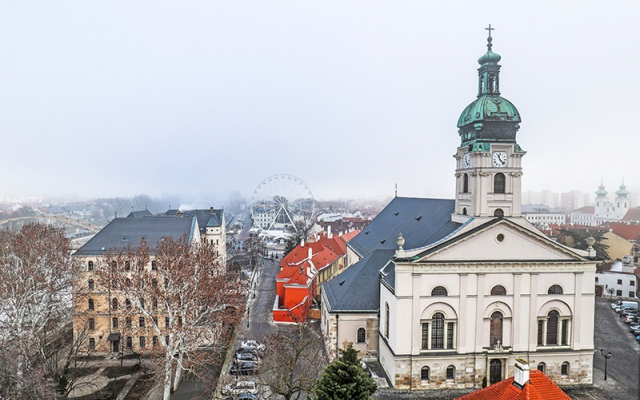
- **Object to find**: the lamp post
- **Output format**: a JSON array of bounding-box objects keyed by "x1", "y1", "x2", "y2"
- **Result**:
[{"x1": 600, "y1": 349, "x2": 612, "y2": 380}]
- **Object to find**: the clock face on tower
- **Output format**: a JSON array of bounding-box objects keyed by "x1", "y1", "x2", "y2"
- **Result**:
[
  {"x1": 492, "y1": 152, "x2": 507, "y2": 167},
  {"x1": 462, "y1": 154, "x2": 471, "y2": 169}
]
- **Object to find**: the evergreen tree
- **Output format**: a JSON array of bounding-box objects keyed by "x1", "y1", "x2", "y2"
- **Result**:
[{"x1": 315, "y1": 343, "x2": 377, "y2": 400}]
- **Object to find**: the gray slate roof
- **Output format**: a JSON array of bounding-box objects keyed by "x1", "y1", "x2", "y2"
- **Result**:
[
  {"x1": 348, "y1": 197, "x2": 461, "y2": 257},
  {"x1": 164, "y1": 208, "x2": 224, "y2": 233},
  {"x1": 322, "y1": 249, "x2": 395, "y2": 312},
  {"x1": 127, "y1": 210, "x2": 153, "y2": 218},
  {"x1": 75, "y1": 216, "x2": 197, "y2": 256}
]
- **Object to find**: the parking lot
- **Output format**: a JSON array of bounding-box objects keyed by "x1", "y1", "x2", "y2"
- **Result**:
[{"x1": 581, "y1": 297, "x2": 640, "y2": 400}]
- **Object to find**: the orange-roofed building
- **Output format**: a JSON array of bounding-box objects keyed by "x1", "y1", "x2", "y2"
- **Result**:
[
  {"x1": 457, "y1": 360, "x2": 570, "y2": 400},
  {"x1": 273, "y1": 228, "x2": 359, "y2": 323}
]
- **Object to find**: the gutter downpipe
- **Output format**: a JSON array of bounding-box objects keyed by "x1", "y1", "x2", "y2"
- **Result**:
[{"x1": 335, "y1": 314, "x2": 340, "y2": 360}]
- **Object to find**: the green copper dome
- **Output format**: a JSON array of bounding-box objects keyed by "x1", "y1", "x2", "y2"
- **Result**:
[
  {"x1": 457, "y1": 95, "x2": 521, "y2": 128},
  {"x1": 616, "y1": 182, "x2": 630, "y2": 196},
  {"x1": 595, "y1": 183, "x2": 607, "y2": 197},
  {"x1": 478, "y1": 49, "x2": 501, "y2": 65}
]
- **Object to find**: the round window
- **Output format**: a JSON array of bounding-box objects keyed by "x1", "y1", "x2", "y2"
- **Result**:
[{"x1": 496, "y1": 233, "x2": 505, "y2": 243}]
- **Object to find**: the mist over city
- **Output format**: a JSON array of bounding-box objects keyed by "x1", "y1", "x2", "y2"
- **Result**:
[{"x1": 1, "y1": 2, "x2": 638, "y2": 206}]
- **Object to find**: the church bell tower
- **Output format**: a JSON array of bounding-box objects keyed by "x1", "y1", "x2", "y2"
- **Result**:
[{"x1": 454, "y1": 26, "x2": 525, "y2": 218}]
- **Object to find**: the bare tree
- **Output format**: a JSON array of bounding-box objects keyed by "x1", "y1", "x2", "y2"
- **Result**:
[
  {"x1": 0, "y1": 223, "x2": 75, "y2": 399},
  {"x1": 94, "y1": 237, "x2": 244, "y2": 400},
  {"x1": 257, "y1": 323, "x2": 326, "y2": 400}
]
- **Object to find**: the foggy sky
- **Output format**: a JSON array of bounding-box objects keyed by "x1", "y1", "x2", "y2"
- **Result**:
[{"x1": 1, "y1": 1, "x2": 638, "y2": 204}]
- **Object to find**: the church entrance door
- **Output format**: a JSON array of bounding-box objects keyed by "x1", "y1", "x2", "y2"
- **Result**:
[{"x1": 489, "y1": 359, "x2": 502, "y2": 385}]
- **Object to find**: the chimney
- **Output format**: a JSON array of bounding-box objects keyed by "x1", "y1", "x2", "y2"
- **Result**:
[
  {"x1": 308, "y1": 247, "x2": 312, "y2": 260},
  {"x1": 210, "y1": 206, "x2": 214, "y2": 214},
  {"x1": 328, "y1": 225, "x2": 333, "y2": 239},
  {"x1": 513, "y1": 359, "x2": 530, "y2": 389},
  {"x1": 301, "y1": 238, "x2": 305, "y2": 247},
  {"x1": 176, "y1": 210, "x2": 183, "y2": 218}
]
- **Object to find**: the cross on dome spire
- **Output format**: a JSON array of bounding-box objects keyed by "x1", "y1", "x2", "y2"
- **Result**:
[{"x1": 485, "y1": 24, "x2": 495, "y2": 49}]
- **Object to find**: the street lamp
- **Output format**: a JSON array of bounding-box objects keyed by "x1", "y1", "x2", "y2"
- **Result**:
[{"x1": 600, "y1": 349, "x2": 612, "y2": 380}]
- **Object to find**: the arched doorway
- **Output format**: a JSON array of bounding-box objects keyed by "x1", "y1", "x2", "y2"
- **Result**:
[{"x1": 490, "y1": 359, "x2": 502, "y2": 385}]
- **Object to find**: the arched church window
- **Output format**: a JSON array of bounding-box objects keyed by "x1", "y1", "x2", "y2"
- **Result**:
[
  {"x1": 446, "y1": 365, "x2": 455, "y2": 380},
  {"x1": 421, "y1": 366, "x2": 430, "y2": 381},
  {"x1": 462, "y1": 207, "x2": 467, "y2": 215},
  {"x1": 546, "y1": 310, "x2": 559, "y2": 345},
  {"x1": 491, "y1": 285, "x2": 506, "y2": 295},
  {"x1": 385, "y1": 303, "x2": 390, "y2": 338},
  {"x1": 490, "y1": 311, "x2": 503, "y2": 346},
  {"x1": 463, "y1": 174, "x2": 469, "y2": 193},
  {"x1": 356, "y1": 327, "x2": 366, "y2": 343},
  {"x1": 561, "y1": 362, "x2": 570, "y2": 377},
  {"x1": 431, "y1": 313, "x2": 445, "y2": 349},
  {"x1": 494, "y1": 173, "x2": 506, "y2": 194},
  {"x1": 431, "y1": 286, "x2": 448, "y2": 296},
  {"x1": 494, "y1": 209, "x2": 504, "y2": 218},
  {"x1": 537, "y1": 362, "x2": 546, "y2": 373},
  {"x1": 548, "y1": 285, "x2": 564, "y2": 295},
  {"x1": 87, "y1": 261, "x2": 94, "y2": 271}
]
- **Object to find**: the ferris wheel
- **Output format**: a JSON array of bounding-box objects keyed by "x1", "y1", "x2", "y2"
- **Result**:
[{"x1": 251, "y1": 174, "x2": 315, "y2": 232}]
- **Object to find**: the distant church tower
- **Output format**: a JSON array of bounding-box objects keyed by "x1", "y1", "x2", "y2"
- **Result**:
[
  {"x1": 594, "y1": 181, "x2": 629, "y2": 221},
  {"x1": 614, "y1": 181, "x2": 630, "y2": 219},
  {"x1": 454, "y1": 26, "x2": 525, "y2": 218}
]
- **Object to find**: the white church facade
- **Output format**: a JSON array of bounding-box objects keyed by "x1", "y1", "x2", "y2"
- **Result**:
[{"x1": 321, "y1": 28, "x2": 596, "y2": 390}]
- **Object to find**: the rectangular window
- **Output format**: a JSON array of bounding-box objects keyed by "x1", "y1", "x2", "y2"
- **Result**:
[
  {"x1": 561, "y1": 320, "x2": 568, "y2": 345},
  {"x1": 618, "y1": 279, "x2": 622, "y2": 285},
  {"x1": 630, "y1": 292, "x2": 635, "y2": 298},
  {"x1": 421, "y1": 323, "x2": 429, "y2": 349},
  {"x1": 617, "y1": 290, "x2": 622, "y2": 296},
  {"x1": 88, "y1": 338, "x2": 95, "y2": 350},
  {"x1": 139, "y1": 337, "x2": 145, "y2": 348},
  {"x1": 595, "y1": 277, "x2": 599, "y2": 283},
  {"x1": 447, "y1": 322, "x2": 454, "y2": 349},
  {"x1": 88, "y1": 318, "x2": 95, "y2": 330},
  {"x1": 631, "y1": 281, "x2": 635, "y2": 287},
  {"x1": 113, "y1": 318, "x2": 118, "y2": 329},
  {"x1": 139, "y1": 317, "x2": 145, "y2": 328},
  {"x1": 537, "y1": 320, "x2": 544, "y2": 346},
  {"x1": 153, "y1": 336, "x2": 158, "y2": 347}
]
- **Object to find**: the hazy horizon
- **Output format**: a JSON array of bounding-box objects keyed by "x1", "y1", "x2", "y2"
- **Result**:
[{"x1": 2, "y1": 2, "x2": 638, "y2": 202}]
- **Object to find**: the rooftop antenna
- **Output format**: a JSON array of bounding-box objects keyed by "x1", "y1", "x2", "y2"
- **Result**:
[{"x1": 395, "y1": 183, "x2": 398, "y2": 198}]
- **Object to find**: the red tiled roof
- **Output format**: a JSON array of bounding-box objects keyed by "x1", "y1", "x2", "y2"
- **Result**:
[
  {"x1": 340, "y1": 230, "x2": 360, "y2": 242},
  {"x1": 623, "y1": 207, "x2": 640, "y2": 222},
  {"x1": 456, "y1": 370, "x2": 570, "y2": 400},
  {"x1": 280, "y1": 241, "x2": 325, "y2": 267},
  {"x1": 608, "y1": 223, "x2": 640, "y2": 241},
  {"x1": 572, "y1": 206, "x2": 595, "y2": 214}
]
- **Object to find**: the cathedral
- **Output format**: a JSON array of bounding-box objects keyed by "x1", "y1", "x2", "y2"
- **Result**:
[{"x1": 321, "y1": 28, "x2": 596, "y2": 389}]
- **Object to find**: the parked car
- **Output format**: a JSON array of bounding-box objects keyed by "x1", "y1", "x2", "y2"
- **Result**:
[
  {"x1": 612, "y1": 300, "x2": 624, "y2": 309},
  {"x1": 230, "y1": 361, "x2": 257, "y2": 376},
  {"x1": 235, "y1": 352, "x2": 260, "y2": 363},
  {"x1": 630, "y1": 325, "x2": 640, "y2": 335},
  {"x1": 237, "y1": 346, "x2": 263, "y2": 358},
  {"x1": 222, "y1": 380, "x2": 258, "y2": 395},
  {"x1": 621, "y1": 309, "x2": 637, "y2": 317},
  {"x1": 625, "y1": 314, "x2": 638, "y2": 323},
  {"x1": 242, "y1": 340, "x2": 266, "y2": 351}
]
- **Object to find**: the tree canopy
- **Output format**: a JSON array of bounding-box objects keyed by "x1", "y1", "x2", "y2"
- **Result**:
[{"x1": 314, "y1": 343, "x2": 376, "y2": 400}]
